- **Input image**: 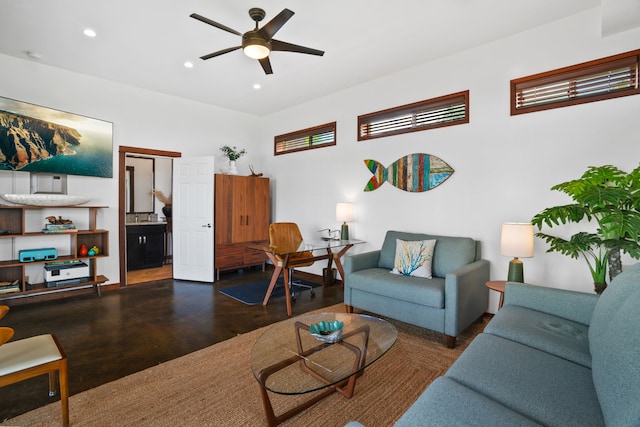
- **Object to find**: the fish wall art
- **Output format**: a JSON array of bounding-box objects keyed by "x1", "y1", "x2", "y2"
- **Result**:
[{"x1": 364, "y1": 153, "x2": 454, "y2": 192}]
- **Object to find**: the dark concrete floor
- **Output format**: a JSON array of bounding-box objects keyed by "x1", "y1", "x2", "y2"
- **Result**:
[{"x1": 0, "y1": 268, "x2": 343, "y2": 422}]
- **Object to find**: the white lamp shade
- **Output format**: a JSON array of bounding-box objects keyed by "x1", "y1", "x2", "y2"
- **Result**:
[
  {"x1": 336, "y1": 202, "x2": 353, "y2": 222},
  {"x1": 500, "y1": 223, "x2": 534, "y2": 258}
]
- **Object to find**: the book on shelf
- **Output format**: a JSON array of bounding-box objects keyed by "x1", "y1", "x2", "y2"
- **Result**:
[
  {"x1": 43, "y1": 223, "x2": 77, "y2": 233},
  {"x1": 0, "y1": 283, "x2": 20, "y2": 294},
  {"x1": 44, "y1": 223, "x2": 76, "y2": 230}
]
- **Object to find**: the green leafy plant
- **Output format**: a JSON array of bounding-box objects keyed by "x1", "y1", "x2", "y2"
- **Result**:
[
  {"x1": 531, "y1": 164, "x2": 640, "y2": 293},
  {"x1": 220, "y1": 145, "x2": 247, "y2": 161}
]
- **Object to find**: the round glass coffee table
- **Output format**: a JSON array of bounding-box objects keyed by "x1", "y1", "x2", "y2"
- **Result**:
[{"x1": 250, "y1": 312, "x2": 398, "y2": 426}]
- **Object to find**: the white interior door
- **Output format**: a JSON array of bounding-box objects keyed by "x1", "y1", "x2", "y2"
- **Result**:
[{"x1": 172, "y1": 156, "x2": 214, "y2": 282}]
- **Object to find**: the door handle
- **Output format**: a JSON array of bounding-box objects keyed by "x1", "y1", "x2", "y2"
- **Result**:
[{"x1": 202, "y1": 224, "x2": 212, "y2": 228}]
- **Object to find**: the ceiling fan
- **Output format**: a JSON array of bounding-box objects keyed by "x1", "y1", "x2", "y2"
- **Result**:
[{"x1": 190, "y1": 8, "x2": 324, "y2": 75}]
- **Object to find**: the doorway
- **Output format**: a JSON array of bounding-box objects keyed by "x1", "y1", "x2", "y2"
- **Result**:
[{"x1": 118, "y1": 146, "x2": 181, "y2": 287}]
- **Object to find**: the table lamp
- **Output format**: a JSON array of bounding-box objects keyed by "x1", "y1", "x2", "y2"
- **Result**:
[
  {"x1": 500, "y1": 222, "x2": 534, "y2": 282},
  {"x1": 336, "y1": 203, "x2": 353, "y2": 240}
]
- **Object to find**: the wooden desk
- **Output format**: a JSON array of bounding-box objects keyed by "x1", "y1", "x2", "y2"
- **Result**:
[
  {"x1": 486, "y1": 280, "x2": 506, "y2": 309},
  {"x1": 249, "y1": 240, "x2": 363, "y2": 316}
]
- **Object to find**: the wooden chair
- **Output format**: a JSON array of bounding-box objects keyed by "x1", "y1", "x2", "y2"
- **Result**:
[
  {"x1": 0, "y1": 327, "x2": 13, "y2": 346},
  {"x1": 0, "y1": 330, "x2": 69, "y2": 427},
  {"x1": 264, "y1": 223, "x2": 316, "y2": 304}
]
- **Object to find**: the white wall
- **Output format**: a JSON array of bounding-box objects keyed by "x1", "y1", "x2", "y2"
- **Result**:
[
  {"x1": 257, "y1": 8, "x2": 640, "y2": 312},
  {"x1": 0, "y1": 53, "x2": 259, "y2": 285}
]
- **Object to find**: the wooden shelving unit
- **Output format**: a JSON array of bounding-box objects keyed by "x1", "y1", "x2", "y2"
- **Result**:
[
  {"x1": 0, "y1": 205, "x2": 109, "y2": 305},
  {"x1": 214, "y1": 175, "x2": 270, "y2": 280}
]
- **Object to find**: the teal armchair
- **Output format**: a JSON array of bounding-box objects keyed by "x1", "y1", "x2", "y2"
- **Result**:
[{"x1": 344, "y1": 231, "x2": 490, "y2": 347}]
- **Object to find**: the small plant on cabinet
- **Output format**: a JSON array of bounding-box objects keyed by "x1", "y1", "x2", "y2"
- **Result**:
[{"x1": 220, "y1": 145, "x2": 247, "y2": 161}]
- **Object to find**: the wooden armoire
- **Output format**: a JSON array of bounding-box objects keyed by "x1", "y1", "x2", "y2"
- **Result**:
[{"x1": 214, "y1": 174, "x2": 270, "y2": 279}]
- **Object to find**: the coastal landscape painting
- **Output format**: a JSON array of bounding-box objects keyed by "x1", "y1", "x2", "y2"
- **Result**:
[{"x1": 0, "y1": 96, "x2": 113, "y2": 178}]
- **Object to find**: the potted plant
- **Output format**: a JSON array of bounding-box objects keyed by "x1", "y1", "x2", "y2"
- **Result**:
[
  {"x1": 531, "y1": 164, "x2": 640, "y2": 293},
  {"x1": 220, "y1": 145, "x2": 247, "y2": 175}
]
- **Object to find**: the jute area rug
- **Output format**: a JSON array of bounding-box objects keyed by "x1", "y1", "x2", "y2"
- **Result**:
[{"x1": 4, "y1": 304, "x2": 487, "y2": 427}]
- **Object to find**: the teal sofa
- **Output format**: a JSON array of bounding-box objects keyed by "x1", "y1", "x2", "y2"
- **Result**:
[
  {"x1": 343, "y1": 231, "x2": 490, "y2": 348},
  {"x1": 349, "y1": 263, "x2": 640, "y2": 427}
]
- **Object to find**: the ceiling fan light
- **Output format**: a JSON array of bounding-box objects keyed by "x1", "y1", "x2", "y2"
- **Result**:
[{"x1": 243, "y1": 43, "x2": 270, "y2": 60}]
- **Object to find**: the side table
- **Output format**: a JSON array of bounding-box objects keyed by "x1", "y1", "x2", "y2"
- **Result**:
[{"x1": 485, "y1": 280, "x2": 506, "y2": 309}]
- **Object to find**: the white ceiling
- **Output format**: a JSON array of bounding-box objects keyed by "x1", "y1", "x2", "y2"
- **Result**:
[{"x1": 1, "y1": 0, "x2": 603, "y2": 116}]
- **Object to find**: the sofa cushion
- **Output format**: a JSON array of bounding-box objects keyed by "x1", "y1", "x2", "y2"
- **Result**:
[
  {"x1": 446, "y1": 333, "x2": 605, "y2": 426},
  {"x1": 347, "y1": 268, "x2": 445, "y2": 308},
  {"x1": 589, "y1": 263, "x2": 640, "y2": 427},
  {"x1": 484, "y1": 305, "x2": 591, "y2": 368},
  {"x1": 391, "y1": 239, "x2": 436, "y2": 278},
  {"x1": 394, "y1": 377, "x2": 543, "y2": 427},
  {"x1": 379, "y1": 231, "x2": 476, "y2": 278}
]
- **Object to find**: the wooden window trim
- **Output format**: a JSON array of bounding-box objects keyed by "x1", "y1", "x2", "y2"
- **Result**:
[
  {"x1": 274, "y1": 122, "x2": 336, "y2": 155},
  {"x1": 357, "y1": 90, "x2": 470, "y2": 141},
  {"x1": 511, "y1": 49, "x2": 640, "y2": 115}
]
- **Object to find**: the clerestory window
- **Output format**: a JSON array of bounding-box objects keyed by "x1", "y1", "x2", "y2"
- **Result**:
[
  {"x1": 274, "y1": 122, "x2": 336, "y2": 155},
  {"x1": 511, "y1": 49, "x2": 639, "y2": 115},
  {"x1": 357, "y1": 90, "x2": 469, "y2": 141}
]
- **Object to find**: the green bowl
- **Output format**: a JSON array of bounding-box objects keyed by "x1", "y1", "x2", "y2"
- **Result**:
[{"x1": 309, "y1": 320, "x2": 344, "y2": 343}]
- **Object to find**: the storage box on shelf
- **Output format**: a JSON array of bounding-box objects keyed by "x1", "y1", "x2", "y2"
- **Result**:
[{"x1": 0, "y1": 205, "x2": 109, "y2": 305}]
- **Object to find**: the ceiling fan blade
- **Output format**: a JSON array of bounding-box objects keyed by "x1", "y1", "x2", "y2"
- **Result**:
[
  {"x1": 259, "y1": 57, "x2": 273, "y2": 75},
  {"x1": 190, "y1": 13, "x2": 242, "y2": 36},
  {"x1": 257, "y1": 8, "x2": 294, "y2": 41},
  {"x1": 271, "y1": 39, "x2": 324, "y2": 56},
  {"x1": 200, "y1": 46, "x2": 241, "y2": 60}
]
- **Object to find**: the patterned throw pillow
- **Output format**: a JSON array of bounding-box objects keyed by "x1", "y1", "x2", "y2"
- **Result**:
[{"x1": 391, "y1": 239, "x2": 437, "y2": 278}]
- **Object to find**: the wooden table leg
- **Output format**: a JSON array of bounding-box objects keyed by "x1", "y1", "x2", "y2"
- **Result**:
[
  {"x1": 261, "y1": 253, "x2": 294, "y2": 316},
  {"x1": 262, "y1": 252, "x2": 283, "y2": 306},
  {"x1": 332, "y1": 244, "x2": 353, "y2": 285},
  {"x1": 258, "y1": 379, "x2": 340, "y2": 427},
  {"x1": 283, "y1": 266, "x2": 292, "y2": 316}
]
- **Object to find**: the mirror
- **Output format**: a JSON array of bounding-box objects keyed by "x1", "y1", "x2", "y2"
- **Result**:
[{"x1": 125, "y1": 156, "x2": 154, "y2": 213}]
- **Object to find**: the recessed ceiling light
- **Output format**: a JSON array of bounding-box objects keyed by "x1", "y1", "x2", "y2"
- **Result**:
[
  {"x1": 184, "y1": 61, "x2": 194, "y2": 69},
  {"x1": 83, "y1": 28, "x2": 97, "y2": 38},
  {"x1": 253, "y1": 83, "x2": 261, "y2": 90}
]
